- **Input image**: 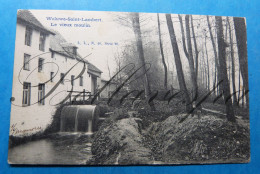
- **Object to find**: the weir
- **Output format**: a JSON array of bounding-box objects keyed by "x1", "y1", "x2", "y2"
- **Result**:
[{"x1": 60, "y1": 105, "x2": 99, "y2": 134}]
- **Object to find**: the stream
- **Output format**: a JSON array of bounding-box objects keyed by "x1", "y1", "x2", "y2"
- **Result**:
[{"x1": 8, "y1": 132, "x2": 93, "y2": 165}]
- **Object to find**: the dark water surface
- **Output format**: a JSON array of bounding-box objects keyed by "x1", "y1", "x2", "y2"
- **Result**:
[{"x1": 8, "y1": 133, "x2": 93, "y2": 165}]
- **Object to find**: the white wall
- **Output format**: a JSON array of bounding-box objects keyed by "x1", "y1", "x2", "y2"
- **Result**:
[{"x1": 10, "y1": 22, "x2": 100, "y2": 137}]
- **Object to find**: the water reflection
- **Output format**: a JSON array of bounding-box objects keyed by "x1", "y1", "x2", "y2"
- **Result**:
[{"x1": 8, "y1": 133, "x2": 93, "y2": 165}]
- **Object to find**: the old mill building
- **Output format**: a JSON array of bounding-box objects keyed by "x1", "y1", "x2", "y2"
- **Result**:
[{"x1": 10, "y1": 10, "x2": 106, "y2": 136}]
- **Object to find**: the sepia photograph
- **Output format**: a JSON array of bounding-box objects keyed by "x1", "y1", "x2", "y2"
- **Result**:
[{"x1": 8, "y1": 9, "x2": 250, "y2": 165}]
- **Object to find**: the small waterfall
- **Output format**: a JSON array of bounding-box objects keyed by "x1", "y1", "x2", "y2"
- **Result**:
[
  {"x1": 60, "y1": 105, "x2": 99, "y2": 134},
  {"x1": 74, "y1": 107, "x2": 79, "y2": 132},
  {"x1": 87, "y1": 120, "x2": 93, "y2": 134}
]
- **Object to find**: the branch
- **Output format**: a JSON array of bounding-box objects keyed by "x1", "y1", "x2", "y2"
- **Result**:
[{"x1": 178, "y1": 14, "x2": 189, "y2": 59}]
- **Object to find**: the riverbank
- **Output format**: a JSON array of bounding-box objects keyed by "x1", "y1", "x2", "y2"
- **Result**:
[
  {"x1": 90, "y1": 106, "x2": 250, "y2": 165},
  {"x1": 8, "y1": 100, "x2": 250, "y2": 165},
  {"x1": 90, "y1": 117, "x2": 153, "y2": 165}
]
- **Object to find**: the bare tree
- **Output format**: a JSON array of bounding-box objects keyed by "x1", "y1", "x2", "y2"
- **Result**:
[
  {"x1": 233, "y1": 17, "x2": 249, "y2": 108},
  {"x1": 191, "y1": 15, "x2": 199, "y2": 79},
  {"x1": 132, "y1": 13, "x2": 156, "y2": 111},
  {"x1": 166, "y1": 14, "x2": 192, "y2": 112},
  {"x1": 114, "y1": 49, "x2": 123, "y2": 84},
  {"x1": 204, "y1": 36, "x2": 210, "y2": 91},
  {"x1": 215, "y1": 16, "x2": 236, "y2": 122},
  {"x1": 201, "y1": 45, "x2": 208, "y2": 90},
  {"x1": 157, "y1": 13, "x2": 168, "y2": 90},
  {"x1": 112, "y1": 13, "x2": 156, "y2": 110},
  {"x1": 106, "y1": 57, "x2": 112, "y2": 79},
  {"x1": 178, "y1": 15, "x2": 198, "y2": 102},
  {"x1": 238, "y1": 63, "x2": 241, "y2": 106},
  {"x1": 227, "y1": 17, "x2": 238, "y2": 105},
  {"x1": 207, "y1": 16, "x2": 220, "y2": 94}
]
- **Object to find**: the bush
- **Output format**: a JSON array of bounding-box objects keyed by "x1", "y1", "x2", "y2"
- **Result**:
[{"x1": 43, "y1": 103, "x2": 69, "y2": 135}]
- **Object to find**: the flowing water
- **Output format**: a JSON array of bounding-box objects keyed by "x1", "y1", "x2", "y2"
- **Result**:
[
  {"x1": 8, "y1": 105, "x2": 100, "y2": 165},
  {"x1": 60, "y1": 105, "x2": 98, "y2": 132},
  {"x1": 8, "y1": 133, "x2": 93, "y2": 165}
]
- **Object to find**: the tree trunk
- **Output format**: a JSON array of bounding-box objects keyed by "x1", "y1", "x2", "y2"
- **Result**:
[
  {"x1": 178, "y1": 15, "x2": 189, "y2": 58},
  {"x1": 207, "y1": 16, "x2": 220, "y2": 94},
  {"x1": 166, "y1": 14, "x2": 192, "y2": 112},
  {"x1": 185, "y1": 15, "x2": 198, "y2": 100},
  {"x1": 233, "y1": 17, "x2": 249, "y2": 109},
  {"x1": 227, "y1": 17, "x2": 238, "y2": 105},
  {"x1": 201, "y1": 47, "x2": 207, "y2": 90},
  {"x1": 205, "y1": 36, "x2": 210, "y2": 91},
  {"x1": 191, "y1": 15, "x2": 199, "y2": 79},
  {"x1": 215, "y1": 16, "x2": 236, "y2": 122},
  {"x1": 238, "y1": 63, "x2": 241, "y2": 107},
  {"x1": 242, "y1": 86, "x2": 245, "y2": 107},
  {"x1": 214, "y1": 57, "x2": 217, "y2": 95},
  {"x1": 201, "y1": 57, "x2": 204, "y2": 87},
  {"x1": 179, "y1": 14, "x2": 198, "y2": 101},
  {"x1": 157, "y1": 13, "x2": 168, "y2": 90},
  {"x1": 107, "y1": 58, "x2": 111, "y2": 79},
  {"x1": 132, "y1": 13, "x2": 156, "y2": 111}
]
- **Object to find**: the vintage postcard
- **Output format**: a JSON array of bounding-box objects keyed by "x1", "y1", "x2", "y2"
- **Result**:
[{"x1": 8, "y1": 10, "x2": 250, "y2": 165}]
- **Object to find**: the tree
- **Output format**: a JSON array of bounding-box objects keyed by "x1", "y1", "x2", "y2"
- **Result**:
[
  {"x1": 207, "y1": 16, "x2": 220, "y2": 95},
  {"x1": 238, "y1": 62, "x2": 241, "y2": 106},
  {"x1": 107, "y1": 58, "x2": 111, "y2": 79},
  {"x1": 166, "y1": 14, "x2": 192, "y2": 112},
  {"x1": 215, "y1": 16, "x2": 236, "y2": 122},
  {"x1": 204, "y1": 36, "x2": 210, "y2": 91},
  {"x1": 178, "y1": 15, "x2": 198, "y2": 102},
  {"x1": 132, "y1": 13, "x2": 156, "y2": 111},
  {"x1": 233, "y1": 17, "x2": 249, "y2": 108},
  {"x1": 157, "y1": 13, "x2": 168, "y2": 90},
  {"x1": 201, "y1": 45, "x2": 208, "y2": 90},
  {"x1": 191, "y1": 15, "x2": 199, "y2": 79},
  {"x1": 227, "y1": 17, "x2": 238, "y2": 105}
]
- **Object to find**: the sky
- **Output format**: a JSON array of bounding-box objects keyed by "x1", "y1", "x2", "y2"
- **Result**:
[
  {"x1": 31, "y1": 10, "x2": 134, "y2": 80},
  {"x1": 31, "y1": 10, "x2": 242, "y2": 92},
  {"x1": 30, "y1": 10, "x2": 187, "y2": 81}
]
